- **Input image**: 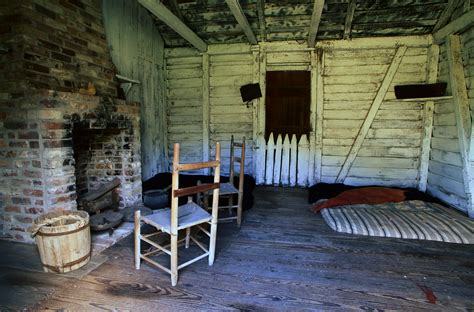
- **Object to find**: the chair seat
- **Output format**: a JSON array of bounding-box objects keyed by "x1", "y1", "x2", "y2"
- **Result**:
[
  {"x1": 142, "y1": 202, "x2": 211, "y2": 234},
  {"x1": 219, "y1": 182, "x2": 238, "y2": 195}
]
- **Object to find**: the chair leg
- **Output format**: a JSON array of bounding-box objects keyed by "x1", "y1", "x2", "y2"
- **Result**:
[
  {"x1": 237, "y1": 191, "x2": 243, "y2": 227},
  {"x1": 185, "y1": 227, "x2": 191, "y2": 248},
  {"x1": 208, "y1": 221, "x2": 217, "y2": 266},
  {"x1": 170, "y1": 233, "x2": 178, "y2": 286},
  {"x1": 134, "y1": 210, "x2": 141, "y2": 270},
  {"x1": 228, "y1": 195, "x2": 233, "y2": 216}
]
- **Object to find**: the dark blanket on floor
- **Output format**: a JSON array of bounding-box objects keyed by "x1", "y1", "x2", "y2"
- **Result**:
[
  {"x1": 311, "y1": 187, "x2": 406, "y2": 213},
  {"x1": 143, "y1": 172, "x2": 256, "y2": 210},
  {"x1": 308, "y1": 183, "x2": 443, "y2": 205}
]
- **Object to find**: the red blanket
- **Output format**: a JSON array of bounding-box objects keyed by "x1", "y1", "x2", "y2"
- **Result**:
[{"x1": 311, "y1": 187, "x2": 406, "y2": 213}]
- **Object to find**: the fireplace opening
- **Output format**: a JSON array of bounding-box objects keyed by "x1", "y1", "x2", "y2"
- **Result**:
[{"x1": 72, "y1": 124, "x2": 132, "y2": 211}]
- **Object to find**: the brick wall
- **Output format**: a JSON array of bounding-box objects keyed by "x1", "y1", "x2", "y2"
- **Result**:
[
  {"x1": 0, "y1": 0, "x2": 139, "y2": 242},
  {"x1": 0, "y1": 0, "x2": 117, "y2": 99}
]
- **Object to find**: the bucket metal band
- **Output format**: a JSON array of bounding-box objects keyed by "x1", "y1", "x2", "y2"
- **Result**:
[
  {"x1": 42, "y1": 250, "x2": 92, "y2": 273},
  {"x1": 37, "y1": 222, "x2": 89, "y2": 237}
]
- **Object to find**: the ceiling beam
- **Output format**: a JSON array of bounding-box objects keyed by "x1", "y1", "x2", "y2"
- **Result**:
[
  {"x1": 433, "y1": 9, "x2": 474, "y2": 44},
  {"x1": 432, "y1": 0, "x2": 460, "y2": 33},
  {"x1": 308, "y1": 0, "x2": 324, "y2": 47},
  {"x1": 343, "y1": 0, "x2": 356, "y2": 40},
  {"x1": 138, "y1": 0, "x2": 207, "y2": 52},
  {"x1": 225, "y1": 0, "x2": 258, "y2": 45},
  {"x1": 256, "y1": 0, "x2": 266, "y2": 42}
]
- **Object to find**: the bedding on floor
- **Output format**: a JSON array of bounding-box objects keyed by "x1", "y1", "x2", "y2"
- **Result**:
[{"x1": 320, "y1": 200, "x2": 474, "y2": 244}]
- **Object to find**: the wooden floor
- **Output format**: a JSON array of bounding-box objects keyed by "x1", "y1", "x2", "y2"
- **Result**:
[{"x1": 1, "y1": 186, "x2": 474, "y2": 310}]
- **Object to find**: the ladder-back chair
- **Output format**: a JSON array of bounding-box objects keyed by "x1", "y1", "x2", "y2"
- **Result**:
[
  {"x1": 134, "y1": 143, "x2": 221, "y2": 286},
  {"x1": 218, "y1": 135, "x2": 245, "y2": 227}
]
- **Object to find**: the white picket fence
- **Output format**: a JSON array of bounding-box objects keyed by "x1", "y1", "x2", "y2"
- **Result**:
[{"x1": 255, "y1": 133, "x2": 312, "y2": 187}]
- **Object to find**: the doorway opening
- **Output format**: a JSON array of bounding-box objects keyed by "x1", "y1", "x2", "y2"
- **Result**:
[{"x1": 265, "y1": 71, "x2": 311, "y2": 140}]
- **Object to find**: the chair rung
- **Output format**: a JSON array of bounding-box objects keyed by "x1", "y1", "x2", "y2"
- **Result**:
[
  {"x1": 196, "y1": 224, "x2": 210, "y2": 237},
  {"x1": 233, "y1": 157, "x2": 242, "y2": 163},
  {"x1": 190, "y1": 235, "x2": 209, "y2": 252},
  {"x1": 142, "y1": 231, "x2": 162, "y2": 239},
  {"x1": 141, "y1": 236, "x2": 171, "y2": 256},
  {"x1": 141, "y1": 255, "x2": 172, "y2": 274},
  {"x1": 177, "y1": 252, "x2": 209, "y2": 270},
  {"x1": 218, "y1": 205, "x2": 237, "y2": 209},
  {"x1": 218, "y1": 216, "x2": 238, "y2": 222},
  {"x1": 233, "y1": 142, "x2": 243, "y2": 148}
]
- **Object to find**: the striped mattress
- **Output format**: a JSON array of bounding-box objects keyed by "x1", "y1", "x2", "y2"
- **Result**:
[{"x1": 321, "y1": 200, "x2": 474, "y2": 244}]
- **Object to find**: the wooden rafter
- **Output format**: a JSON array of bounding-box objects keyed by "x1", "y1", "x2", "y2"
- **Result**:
[
  {"x1": 335, "y1": 46, "x2": 408, "y2": 183},
  {"x1": 167, "y1": 0, "x2": 185, "y2": 21},
  {"x1": 225, "y1": 0, "x2": 258, "y2": 45},
  {"x1": 256, "y1": 0, "x2": 266, "y2": 42},
  {"x1": 343, "y1": 0, "x2": 356, "y2": 40},
  {"x1": 138, "y1": 0, "x2": 207, "y2": 52},
  {"x1": 308, "y1": 0, "x2": 324, "y2": 47},
  {"x1": 432, "y1": 0, "x2": 461, "y2": 33},
  {"x1": 433, "y1": 7, "x2": 474, "y2": 44}
]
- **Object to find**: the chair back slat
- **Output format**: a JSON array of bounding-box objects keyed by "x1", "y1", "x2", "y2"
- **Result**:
[
  {"x1": 176, "y1": 160, "x2": 220, "y2": 172},
  {"x1": 173, "y1": 183, "x2": 219, "y2": 198}
]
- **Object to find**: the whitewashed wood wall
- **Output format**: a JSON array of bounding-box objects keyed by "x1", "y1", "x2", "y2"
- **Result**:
[
  {"x1": 427, "y1": 26, "x2": 474, "y2": 215},
  {"x1": 102, "y1": 0, "x2": 166, "y2": 180},
  {"x1": 165, "y1": 36, "x2": 436, "y2": 189},
  {"x1": 320, "y1": 45, "x2": 428, "y2": 188}
]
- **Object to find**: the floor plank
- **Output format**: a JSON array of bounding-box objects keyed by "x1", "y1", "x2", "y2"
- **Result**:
[{"x1": 1, "y1": 186, "x2": 473, "y2": 310}]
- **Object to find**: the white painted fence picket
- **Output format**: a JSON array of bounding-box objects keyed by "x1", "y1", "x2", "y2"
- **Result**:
[{"x1": 257, "y1": 133, "x2": 312, "y2": 187}]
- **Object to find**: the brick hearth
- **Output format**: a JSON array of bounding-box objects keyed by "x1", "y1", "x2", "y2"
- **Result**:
[{"x1": 0, "y1": 90, "x2": 142, "y2": 242}]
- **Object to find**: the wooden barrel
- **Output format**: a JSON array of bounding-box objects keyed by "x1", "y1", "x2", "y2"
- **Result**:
[{"x1": 33, "y1": 210, "x2": 91, "y2": 273}]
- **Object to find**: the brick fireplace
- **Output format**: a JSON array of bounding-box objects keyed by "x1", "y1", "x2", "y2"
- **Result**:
[{"x1": 0, "y1": 90, "x2": 142, "y2": 242}]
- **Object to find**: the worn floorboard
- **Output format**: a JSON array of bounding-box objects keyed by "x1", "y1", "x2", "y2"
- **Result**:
[{"x1": 1, "y1": 186, "x2": 473, "y2": 310}]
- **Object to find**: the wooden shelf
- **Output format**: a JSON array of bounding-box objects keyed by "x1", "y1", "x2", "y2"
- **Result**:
[{"x1": 385, "y1": 96, "x2": 453, "y2": 103}]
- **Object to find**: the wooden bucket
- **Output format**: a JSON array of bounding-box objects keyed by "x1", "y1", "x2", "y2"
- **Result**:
[{"x1": 33, "y1": 210, "x2": 91, "y2": 273}]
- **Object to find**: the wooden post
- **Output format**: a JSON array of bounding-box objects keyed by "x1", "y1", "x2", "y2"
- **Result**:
[
  {"x1": 202, "y1": 53, "x2": 210, "y2": 174},
  {"x1": 418, "y1": 44, "x2": 439, "y2": 191},
  {"x1": 446, "y1": 35, "x2": 474, "y2": 218},
  {"x1": 170, "y1": 143, "x2": 180, "y2": 286},
  {"x1": 336, "y1": 46, "x2": 407, "y2": 183},
  {"x1": 237, "y1": 137, "x2": 245, "y2": 227},
  {"x1": 209, "y1": 142, "x2": 220, "y2": 264},
  {"x1": 311, "y1": 49, "x2": 324, "y2": 184},
  {"x1": 134, "y1": 210, "x2": 141, "y2": 270}
]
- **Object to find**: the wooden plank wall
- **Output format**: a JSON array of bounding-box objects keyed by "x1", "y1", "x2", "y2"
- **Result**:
[
  {"x1": 427, "y1": 26, "x2": 474, "y2": 213},
  {"x1": 165, "y1": 48, "x2": 204, "y2": 171},
  {"x1": 165, "y1": 37, "x2": 431, "y2": 184},
  {"x1": 321, "y1": 46, "x2": 428, "y2": 187},
  {"x1": 102, "y1": 0, "x2": 166, "y2": 180},
  {"x1": 209, "y1": 50, "x2": 254, "y2": 175}
]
